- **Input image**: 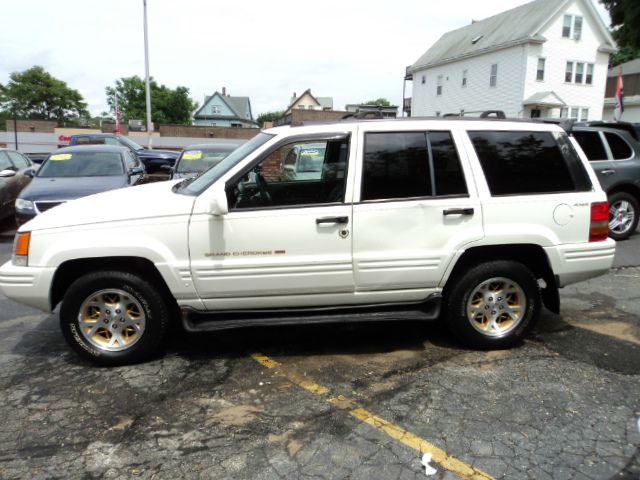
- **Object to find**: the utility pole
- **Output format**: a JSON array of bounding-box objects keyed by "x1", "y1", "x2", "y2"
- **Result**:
[
  {"x1": 143, "y1": 0, "x2": 153, "y2": 148},
  {"x1": 12, "y1": 104, "x2": 18, "y2": 150}
]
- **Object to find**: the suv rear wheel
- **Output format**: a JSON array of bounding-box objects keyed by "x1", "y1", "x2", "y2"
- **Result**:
[
  {"x1": 60, "y1": 271, "x2": 170, "y2": 366},
  {"x1": 608, "y1": 191, "x2": 638, "y2": 241},
  {"x1": 446, "y1": 261, "x2": 541, "y2": 348}
]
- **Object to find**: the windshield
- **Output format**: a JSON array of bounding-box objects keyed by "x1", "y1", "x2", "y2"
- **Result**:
[
  {"x1": 178, "y1": 133, "x2": 274, "y2": 195},
  {"x1": 38, "y1": 152, "x2": 124, "y2": 177},
  {"x1": 117, "y1": 136, "x2": 144, "y2": 151},
  {"x1": 176, "y1": 147, "x2": 236, "y2": 174}
]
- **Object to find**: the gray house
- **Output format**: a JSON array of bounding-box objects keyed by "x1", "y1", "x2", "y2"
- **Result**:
[{"x1": 194, "y1": 87, "x2": 258, "y2": 128}]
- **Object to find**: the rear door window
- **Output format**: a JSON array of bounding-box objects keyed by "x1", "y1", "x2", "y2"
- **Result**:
[
  {"x1": 362, "y1": 131, "x2": 467, "y2": 201},
  {"x1": 572, "y1": 131, "x2": 607, "y2": 161},
  {"x1": 604, "y1": 132, "x2": 633, "y2": 160},
  {"x1": 470, "y1": 130, "x2": 591, "y2": 196}
]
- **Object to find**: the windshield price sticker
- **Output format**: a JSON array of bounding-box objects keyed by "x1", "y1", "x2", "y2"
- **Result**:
[
  {"x1": 182, "y1": 151, "x2": 202, "y2": 160},
  {"x1": 301, "y1": 149, "x2": 319, "y2": 156},
  {"x1": 50, "y1": 154, "x2": 72, "y2": 161}
]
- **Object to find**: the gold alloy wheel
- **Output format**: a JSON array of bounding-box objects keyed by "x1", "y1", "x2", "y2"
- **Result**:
[
  {"x1": 77, "y1": 289, "x2": 146, "y2": 352},
  {"x1": 466, "y1": 277, "x2": 526, "y2": 337}
]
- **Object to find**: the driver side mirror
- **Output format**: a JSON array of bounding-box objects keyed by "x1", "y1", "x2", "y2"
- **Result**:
[
  {"x1": 129, "y1": 166, "x2": 145, "y2": 176},
  {"x1": 209, "y1": 187, "x2": 228, "y2": 216}
]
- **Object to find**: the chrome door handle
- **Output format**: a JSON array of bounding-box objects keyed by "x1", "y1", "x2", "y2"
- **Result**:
[{"x1": 600, "y1": 169, "x2": 616, "y2": 176}]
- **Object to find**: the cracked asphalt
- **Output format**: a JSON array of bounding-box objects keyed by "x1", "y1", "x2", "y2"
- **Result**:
[{"x1": 0, "y1": 218, "x2": 639, "y2": 480}]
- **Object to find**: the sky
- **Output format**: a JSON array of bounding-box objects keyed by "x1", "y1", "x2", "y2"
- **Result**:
[{"x1": 0, "y1": 0, "x2": 611, "y2": 118}]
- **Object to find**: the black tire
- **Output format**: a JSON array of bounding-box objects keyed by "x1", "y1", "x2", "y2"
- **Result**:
[
  {"x1": 608, "y1": 192, "x2": 639, "y2": 241},
  {"x1": 60, "y1": 270, "x2": 170, "y2": 366},
  {"x1": 445, "y1": 260, "x2": 541, "y2": 349}
]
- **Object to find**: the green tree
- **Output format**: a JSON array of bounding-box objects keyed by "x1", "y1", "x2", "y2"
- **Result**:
[
  {"x1": 362, "y1": 98, "x2": 391, "y2": 106},
  {"x1": 256, "y1": 111, "x2": 284, "y2": 127},
  {"x1": 105, "y1": 76, "x2": 197, "y2": 125},
  {"x1": 601, "y1": 0, "x2": 640, "y2": 66},
  {"x1": 0, "y1": 66, "x2": 89, "y2": 124}
]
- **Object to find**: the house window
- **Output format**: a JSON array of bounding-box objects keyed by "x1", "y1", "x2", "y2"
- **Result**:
[
  {"x1": 581, "y1": 108, "x2": 589, "y2": 121},
  {"x1": 564, "y1": 106, "x2": 588, "y2": 120},
  {"x1": 562, "y1": 15, "x2": 572, "y2": 38},
  {"x1": 573, "y1": 16, "x2": 583, "y2": 40},
  {"x1": 586, "y1": 64, "x2": 594, "y2": 84},
  {"x1": 565, "y1": 61, "x2": 574, "y2": 82},
  {"x1": 565, "y1": 61, "x2": 594, "y2": 84},
  {"x1": 563, "y1": 15, "x2": 583, "y2": 39},
  {"x1": 212, "y1": 105, "x2": 221, "y2": 114},
  {"x1": 575, "y1": 62, "x2": 584, "y2": 83},
  {"x1": 436, "y1": 75, "x2": 443, "y2": 96},
  {"x1": 298, "y1": 105, "x2": 305, "y2": 109},
  {"x1": 462, "y1": 69, "x2": 468, "y2": 87},
  {"x1": 421, "y1": 75, "x2": 426, "y2": 84},
  {"x1": 536, "y1": 58, "x2": 545, "y2": 81},
  {"x1": 490, "y1": 64, "x2": 498, "y2": 87}
]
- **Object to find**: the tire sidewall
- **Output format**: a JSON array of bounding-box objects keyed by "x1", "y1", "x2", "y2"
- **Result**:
[
  {"x1": 60, "y1": 271, "x2": 168, "y2": 366},
  {"x1": 447, "y1": 261, "x2": 540, "y2": 348}
]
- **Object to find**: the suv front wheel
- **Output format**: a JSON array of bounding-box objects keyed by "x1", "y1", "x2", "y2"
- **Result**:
[
  {"x1": 60, "y1": 271, "x2": 170, "y2": 366},
  {"x1": 608, "y1": 192, "x2": 638, "y2": 241},
  {"x1": 446, "y1": 261, "x2": 541, "y2": 348}
]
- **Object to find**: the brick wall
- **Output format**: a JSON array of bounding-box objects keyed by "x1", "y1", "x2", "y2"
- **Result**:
[
  {"x1": 159, "y1": 125, "x2": 260, "y2": 139},
  {"x1": 101, "y1": 123, "x2": 130, "y2": 135},
  {"x1": 5, "y1": 120, "x2": 57, "y2": 133}
]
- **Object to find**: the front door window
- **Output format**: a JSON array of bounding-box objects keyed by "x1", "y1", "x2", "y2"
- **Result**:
[{"x1": 227, "y1": 137, "x2": 349, "y2": 210}]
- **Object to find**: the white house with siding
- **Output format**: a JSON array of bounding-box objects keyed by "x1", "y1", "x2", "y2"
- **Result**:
[{"x1": 409, "y1": 0, "x2": 616, "y2": 121}]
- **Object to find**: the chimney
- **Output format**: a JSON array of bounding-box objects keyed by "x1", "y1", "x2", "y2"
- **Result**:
[{"x1": 222, "y1": 86, "x2": 227, "y2": 96}]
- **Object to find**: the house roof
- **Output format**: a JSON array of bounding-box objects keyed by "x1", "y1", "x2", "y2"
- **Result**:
[
  {"x1": 411, "y1": 0, "x2": 615, "y2": 71},
  {"x1": 608, "y1": 58, "x2": 640, "y2": 77},
  {"x1": 317, "y1": 97, "x2": 333, "y2": 109},
  {"x1": 522, "y1": 91, "x2": 566, "y2": 107}
]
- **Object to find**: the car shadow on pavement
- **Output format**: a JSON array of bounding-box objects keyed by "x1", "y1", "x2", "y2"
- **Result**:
[
  {"x1": 533, "y1": 309, "x2": 640, "y2": 375},
  {"x1": 166, "y1": 319, "x2": 460, "y2": 363}
]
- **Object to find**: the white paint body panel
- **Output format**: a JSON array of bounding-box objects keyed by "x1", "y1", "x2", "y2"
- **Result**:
[{"x1": 0, "y1": 119, "x2": 615, "y2": 315}]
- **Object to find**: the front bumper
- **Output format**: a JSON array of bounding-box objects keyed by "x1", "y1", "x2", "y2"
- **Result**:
[{"x1": 0, "y1": 260, "x2": 56, "y2": 312}]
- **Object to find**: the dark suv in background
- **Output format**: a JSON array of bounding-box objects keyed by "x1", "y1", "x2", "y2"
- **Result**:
[
  {"x1": 572, "y1": 122, "x2": 640, "y2": 240},
  {"x1": 66, "y1": 134, "x2": 179, "y2": 174}
]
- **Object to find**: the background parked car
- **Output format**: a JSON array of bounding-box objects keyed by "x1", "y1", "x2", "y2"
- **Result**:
[
  {"x1": 571, "y1": 123, "x2": 640, "y2": 240},
  {"x1": 67, "y1": 134, "x2": 179, "y2": 173},
  {"x1": 0, "y1": 148, "x2": 37, "y2": 226},
  {"x1": 15, "y1": 145, "x2": 145, "y2": 225},
  {"x1": 170, "y1": 142, "x2": 244, "y2": 179}
]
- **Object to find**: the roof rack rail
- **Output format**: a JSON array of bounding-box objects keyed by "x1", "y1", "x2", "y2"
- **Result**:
[{"x1": 442, "y1": 110, "x2": 507, "y2": 119}]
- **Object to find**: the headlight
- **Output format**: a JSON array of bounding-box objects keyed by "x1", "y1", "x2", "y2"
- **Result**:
[{"x1": 15, "y1": 198, "x2": 34, "y2": 211}]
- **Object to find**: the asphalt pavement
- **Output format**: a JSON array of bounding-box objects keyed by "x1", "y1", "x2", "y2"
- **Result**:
[{"x1": 0, "y1": 218, "x2": 638, "y2": 480}]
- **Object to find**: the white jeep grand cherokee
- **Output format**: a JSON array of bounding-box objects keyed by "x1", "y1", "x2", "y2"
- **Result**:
[{"x1": 0, "y1": 118, "x2": 615, "y2": 365}]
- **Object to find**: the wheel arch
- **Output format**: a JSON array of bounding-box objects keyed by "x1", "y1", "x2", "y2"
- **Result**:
[
  {"x1": 50, "y1": 256, "x2": 177, "y2": 313},
  {"x1": 443, "y1": 244, "x2": 559, "y2": 313},
  {"x1": 607, "y1": 183, "x2": 640, "y2": 204}
]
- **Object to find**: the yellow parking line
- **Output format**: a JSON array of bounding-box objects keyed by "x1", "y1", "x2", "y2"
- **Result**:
[{"x1": 250, "y1": 353, "x2": 494, "y2": 480}]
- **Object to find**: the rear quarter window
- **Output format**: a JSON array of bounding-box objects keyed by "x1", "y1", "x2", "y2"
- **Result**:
[
  {"x1": 470, "y1": 130, "x2": 592, "y2": 196},
  {"x1": 604, "y1": 132, "x2": 633, "y2": 160}
]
